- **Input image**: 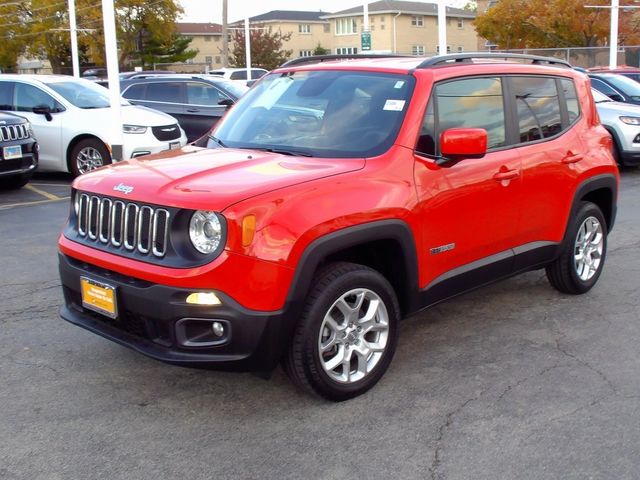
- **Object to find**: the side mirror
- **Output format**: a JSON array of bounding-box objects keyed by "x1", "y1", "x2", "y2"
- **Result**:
[
  {"x1": 440, "y1": 128, "x2": 488, "y2": 161},
  {"x1": 33, "y1": 105, "x2": 52, "y2": 121},
  {"x1": 608, "y1": 93, "x2": 624, "y2": 102},
  {"x1": 218, "y1": 98, "x2": 234, "y2": 108}
]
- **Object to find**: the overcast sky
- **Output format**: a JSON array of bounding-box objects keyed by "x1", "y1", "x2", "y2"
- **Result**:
[{"x1": 178, "y1": 0, "x2": 468, "y2": 24}]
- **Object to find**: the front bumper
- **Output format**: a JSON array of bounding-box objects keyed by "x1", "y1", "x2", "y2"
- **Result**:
[
  {"x1": 59, "y1": 253, "x2": 286, "y2": 371},
  {"x1": 0, "y1": 140, "x2": 38, "y2": 177},
  {"x1": 122, "y1": 129, "x2": 187, "y2": 159}
]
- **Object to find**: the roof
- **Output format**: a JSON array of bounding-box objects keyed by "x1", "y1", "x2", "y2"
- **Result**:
[
  {"x1": 176, "y1": 23, "x2": 222, "y2": 35},
  {"x1": 242, "y1": 10, "x2": 330, "y2": 23},
  {"x1": 322, "y1": 1, "x2": 475, "y2": 19}
]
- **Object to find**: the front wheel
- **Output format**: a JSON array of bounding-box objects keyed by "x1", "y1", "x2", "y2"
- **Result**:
[
  {"x1": 69, "y1": 138, "x2": 111, "y2": 177},
  {"x1": 283, "y1": 262, "x2": 400, "y2": 401},
  {"x1": 546, "y1": 201, "x2": 608, "y2": 294}
]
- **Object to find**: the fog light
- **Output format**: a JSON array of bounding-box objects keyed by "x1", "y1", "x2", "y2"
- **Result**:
[
  {"x1": 212, "y1": 321, "x2": 224, "y2": 337},
  {"x1": 186, "y1": 292, "x2": 221, "y2": 305}
]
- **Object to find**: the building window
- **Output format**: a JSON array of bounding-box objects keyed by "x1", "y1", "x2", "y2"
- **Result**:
[
  {"x1": 370, "y1": 25, "x2": 375, "y2": 31},
  {"x1": 300, "y1": 50, "x2": 313, "y2": 57},
  {"x1": 336, "y1": 47, "x2": 358, "y2": 54},
  {"x1": 299, "y1": 24, "x2": 311, "y2": 34},
  {"x1": 457, "y1": 46, "x2": 464, "y2": 53},
  {"x1": 215, "y1": 56, "x2": 221, "y2": 64},
  {"x1": 411, "y1": 15, "x2": 424, "y2": 27},
  {"x1": 205, "y1": 55, "x2": 212, "y2": 65},
  {"x1": 381, "y1": 24, "x2": 385, "y2": 30},
  {"x1": 214, "y1": 36, "x2": 220, "y2": 42},
  {"x1": 436, "y1": 45, "x2": 452, "y2": 54},
  {"x1": 380, "y1": 16, "x2": 385, "y2": 22},
  {"x1": 204, "y1": 35, "x2": 211, "y2": 42},
  {"x1": 412, "y1": 45, "x2": 425, "y2": 55},
  {"x1": 324, "y1": 23, "x2": 330, "y2": 33},
  {"x1": 457, "y1": 18, "x2": 464, "y2": 29},
  {"x1": 336, "y1": 17, "x2": 358, "y2": 35}
]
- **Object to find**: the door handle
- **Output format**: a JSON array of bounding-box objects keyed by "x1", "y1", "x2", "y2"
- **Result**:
[
  {"x1": 562, "y1": 152, "x2": 584, "y2": 164},
  {"x1": 186, "y1": 108, "x2": 200, "y2": 113},
  {"x1": 493, "y1": 169, "x2": 519, "y2": 181}
]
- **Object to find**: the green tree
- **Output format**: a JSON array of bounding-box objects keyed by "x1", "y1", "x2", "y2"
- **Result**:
[
  {"x1": 230, "y1": 28, "x2": 293, "y2": 70},
  {"x1": 140, "y1": 34, "x2": 198, "y2": 69},
  {"x1": 313, "y1": 43, "x2": 330, "y2": 55}
]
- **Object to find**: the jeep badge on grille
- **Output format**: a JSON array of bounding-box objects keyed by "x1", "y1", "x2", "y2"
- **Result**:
[{"x1": 113, "y1": 183, "x2": 134, "y2": 195}]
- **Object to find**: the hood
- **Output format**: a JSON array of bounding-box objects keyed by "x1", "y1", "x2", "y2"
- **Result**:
[
  {"x1": 595, "y1": 100, "x2": 640, "y2": 118},
  {"x1": 0, "y1": 112, "x2": 28, "y2": 125},
  {"x1": 120, "y1": 104, "x2": 178, "y2": 127},
  {"x1": 73, "y1": 146, "x2": 365, "y2": 211}
]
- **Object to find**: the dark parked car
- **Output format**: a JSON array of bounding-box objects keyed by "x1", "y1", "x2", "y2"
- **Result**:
[
  {"x1": 588, "y1": 72, "x2": 640, "y2": 105},
  {"x1": 588, "y1": 66, "x2": 640, "y2": 83},
  {"x1": 119, "y1": 75, "x2": 248, "y2": 142},
  {"x1": 0, "y1": 112, "x2": 38, "y2": 189}
]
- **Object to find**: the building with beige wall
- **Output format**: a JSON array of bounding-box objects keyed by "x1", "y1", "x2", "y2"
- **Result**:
[
  {"x1": 231, "y1": 11, "x2": 333, "y2": 60},
  {"x1": 322, "y1": 0, "x2": 478, "y2": 56},
  {"x1": 176, "y1": 22, "x2": 224, "y2": 70}
]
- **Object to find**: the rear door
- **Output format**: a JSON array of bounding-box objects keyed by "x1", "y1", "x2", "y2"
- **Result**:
[{"x1": 123, "y1": 81, "x2": 185, "y2": 121}]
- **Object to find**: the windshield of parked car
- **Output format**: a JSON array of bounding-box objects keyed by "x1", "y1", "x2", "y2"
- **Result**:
[
  {"x1": 599, "y1": 74, "x2": 640, "y2": 100},
  {"x1": 592, "y1": 89, "x2": 612, "y2": 103},
  {"x1": 210, "y1": 70, "x2": 415, "y2": 158},
  {"x1": 45, "y1": 79, "x2": 129, "y2": 109}
]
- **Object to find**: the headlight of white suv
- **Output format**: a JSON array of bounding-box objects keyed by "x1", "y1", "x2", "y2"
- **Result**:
[
  {"x1": 123, "y1": 124, "x2": 147, "y2": 134},
  {"x1": 189, "y1": 211, "x2": 224, "y2": 254},
  {"x1": 619, "y1": 116, "x2": 640, "y2": 125}
]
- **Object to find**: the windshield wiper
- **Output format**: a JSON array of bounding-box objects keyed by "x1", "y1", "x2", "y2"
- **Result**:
[
  {"x1": 251, "y1": 147, "x2": 313, "y2": 157},
  {"x1": 207, "y1": 135, "x2": 227, "y2": 148}
]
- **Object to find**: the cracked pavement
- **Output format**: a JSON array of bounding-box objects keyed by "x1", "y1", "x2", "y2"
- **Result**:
[{"x1": 1, "y1": 169, "x2": 640, "y2": 479}]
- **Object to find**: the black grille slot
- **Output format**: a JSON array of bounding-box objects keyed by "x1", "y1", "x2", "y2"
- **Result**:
[
  {"x1": 0, "y1": 124, "x2": 28, "y2": 141},
  {"x1": 151, "y1": 124, "x2": 181, "y2": 141}
]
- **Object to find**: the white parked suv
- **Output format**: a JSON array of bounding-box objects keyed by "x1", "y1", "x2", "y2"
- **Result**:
[
  {"x1": 0, "y1": 75, "x2": 187, "y2": 176},
  {"x1": 593, "y1": 87, "x2": 640, "y2": 166},
  {"x1": 207, "y1": 68, "x2": 268, "y2": 85}
]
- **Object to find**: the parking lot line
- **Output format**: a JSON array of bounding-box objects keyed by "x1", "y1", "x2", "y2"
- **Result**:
[
  {"x1": 0, "y1": 196, "x2": 69, "y2": 210},
  {"x1": 25, "y1": 184, "x2": 62, "y2": 201},
  {"x1": 29, "y1": 182, "x2": 71, "y2": 187}
]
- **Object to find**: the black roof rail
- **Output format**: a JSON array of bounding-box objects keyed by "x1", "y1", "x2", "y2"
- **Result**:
[
  {"x1": 280, "y1": 54, "x2": 413, "y2": 68},
  {"x1": 417, "y1": 52, "x2": 572, "y2": 69}
]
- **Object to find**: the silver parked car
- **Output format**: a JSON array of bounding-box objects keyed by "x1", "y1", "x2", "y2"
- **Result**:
[{"x1": 593, "y1": 88, "x2": 640, "y2": 166}]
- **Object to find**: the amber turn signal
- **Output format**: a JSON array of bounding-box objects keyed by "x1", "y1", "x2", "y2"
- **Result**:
[{"x1": 242, "y1": 215, "x2": 257, "y2": 247}]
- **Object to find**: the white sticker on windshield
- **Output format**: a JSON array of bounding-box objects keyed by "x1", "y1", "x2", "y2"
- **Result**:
[
  {"x1": 383, "y1": 99, "x2": 406, "y2": 111},
  {"x1": 394, "y1": 81, "x2": 405, "y2": 89}
]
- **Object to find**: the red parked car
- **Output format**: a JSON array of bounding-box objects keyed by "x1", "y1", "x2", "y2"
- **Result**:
[{"x1": 59, "y1": 53, "x2": 619, "y2": 400}]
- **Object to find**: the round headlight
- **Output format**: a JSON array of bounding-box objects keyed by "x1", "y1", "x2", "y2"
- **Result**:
[{"x1": 189, "y1": 211, "x2": 223, "y2": 254}]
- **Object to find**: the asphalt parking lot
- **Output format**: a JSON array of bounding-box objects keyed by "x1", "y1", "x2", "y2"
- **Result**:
[{"x1": 2, "y1": 169, "x2": 640, "y2": 480}]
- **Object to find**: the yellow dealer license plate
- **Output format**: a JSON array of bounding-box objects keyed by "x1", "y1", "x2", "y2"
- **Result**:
[{"x1": 80, "y1": 277, "x2": 118, "y2": 319}]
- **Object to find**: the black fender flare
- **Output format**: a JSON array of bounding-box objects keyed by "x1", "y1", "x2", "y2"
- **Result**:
[{"x1": 565, "y1": 173, "x2": 618, "y2": 243}]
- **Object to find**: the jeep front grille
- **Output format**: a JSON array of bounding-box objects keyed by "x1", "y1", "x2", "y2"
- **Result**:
[
  {"x1": 0, "y1": 124, "x2": 29, "y2": 142},
  {"x1": 76, "y1": 193, "x2": 170, "y2": 257}
]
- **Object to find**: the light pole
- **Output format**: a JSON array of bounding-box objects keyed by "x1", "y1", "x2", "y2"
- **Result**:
[
  {"x1": 585, "y1": 0, "x2": 640, "y2": 68},
  {"x1": 438, "y1": 0, "x2": 447, "y2": 55},
  {"x1": 101, "y1": 0, "x2": 123, "y2": 161},
  {"x1": 68, "y1": 0, "x2": 79, "y2": 76}
]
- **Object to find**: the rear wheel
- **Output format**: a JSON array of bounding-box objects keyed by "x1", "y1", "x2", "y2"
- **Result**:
[
  {"x1": 69, "y1": 138, "x2": 111, "y2": 177},
  {"x1": 284, "y1": 262, "x2": 400, "y2": 401},
  {"x1": 546, "y1": 201, "x2": 607, "y2": 294}
]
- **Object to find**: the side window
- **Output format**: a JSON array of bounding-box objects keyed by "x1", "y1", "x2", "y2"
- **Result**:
[
  {"x1": 435, "y1": 77, "x2": 506, "y2": 150},
  {"x1": 122, "y1": 83, "x2": 146, "y2": 100},
  {"x1": 15, "y1": 83, "x2": 61, "y2": 112},
  {"x1": 186, "y1": 82, "x2": 225, "y2": 105},
  {"x1": 230, "y1": 71, "x2": 247, "y2": 80},
  {"x1": 0, "y1": 82, "x2": 14, "y2": 110},
  {"x1": 511, "y1": 76, "x2": 562, "y2": 143},
  {"x1": 560, "y1": 78, "x2": 580, "y2": 124},
  {"x1": 251, "y1": 69, "x2": 266, "y2": 80},
  {"x1": 590, "y1": 78, "x2": 618, "y2": 97},
  {"x1": 145, "y1": 82, "x2": 182, "y2": 102}
]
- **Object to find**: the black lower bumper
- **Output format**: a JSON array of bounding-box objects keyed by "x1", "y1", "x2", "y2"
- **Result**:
[
  {"x1": 59, "y1": 253, "x2": 287, "y2": 371},
  {"x1": 620, "y1": 151, "x2": 640, "y2": 166}
]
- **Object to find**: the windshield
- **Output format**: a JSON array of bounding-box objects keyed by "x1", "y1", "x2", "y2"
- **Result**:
[
  {"x1": 210, "y1": 70, "x2": 415, "y2": 158},
  {"x1": 600, "y1": 74, "x2": 640, "y2": 99},
  {"x1": 45, "y1": 79, "x2": 129, "y2": 109},
  {"x1": 591, "y1": 89, "x2": 611, "y2": 103}
]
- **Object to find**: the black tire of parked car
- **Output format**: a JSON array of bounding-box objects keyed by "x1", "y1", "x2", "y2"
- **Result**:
[
  {"x1": 69, "y1": 138, "x2": 112, "y2": 177},
  {"x1": 546, "y1": 201, "x2": 608, "y2": 294},
  {"x1": 283, "y1": 262, "x2": 400, "y2": 401}
]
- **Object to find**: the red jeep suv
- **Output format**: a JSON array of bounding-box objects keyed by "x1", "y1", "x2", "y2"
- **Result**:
[{"x1": 58, "y1": 53, "x2": 619, "y2": 401}]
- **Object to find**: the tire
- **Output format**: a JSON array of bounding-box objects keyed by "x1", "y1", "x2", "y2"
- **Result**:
[
  {"x1": 546, "y1": 201, "x2": 608, "y2": 294},
  {"x1": 0, "y1": 172, "x2": 31, "y2": 189},
  {"x1": 283, "y1": 262, "x2": 400, "y2": 401},
  {"x1": 69, "y1": 138, "x2": 111, "y2": 177}
]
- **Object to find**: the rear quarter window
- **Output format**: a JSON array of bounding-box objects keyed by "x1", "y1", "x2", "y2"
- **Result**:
[{"x1": 511, "y1": 76, "x2": 562, "y2": 142}]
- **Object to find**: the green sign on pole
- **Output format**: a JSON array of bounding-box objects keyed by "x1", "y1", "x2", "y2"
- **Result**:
[{"x1": 361, "y1": 31, "x2": 371, "y2": 51}]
